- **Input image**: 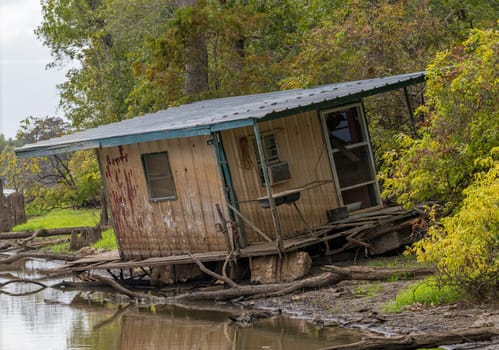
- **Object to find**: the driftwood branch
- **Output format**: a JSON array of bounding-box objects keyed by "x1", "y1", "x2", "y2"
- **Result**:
[
  {"x1": 320, "y1": 327, "x2": 499, "y2": 350},
  {"x1": 189, "y1": 253, "x2": 239, "y2": 288},
  {"x1": 84, "y1": 273, "x2": 151, "y2": 300},
  {"x1": 17, "y1": 229, "x2": 44, "y2": 246},
  {"x1": 0, "y1": 252, "x2": 78, "y2": 265},
  {"x1": 177, "y1": 272, "x2": 340, "y2": 301}
]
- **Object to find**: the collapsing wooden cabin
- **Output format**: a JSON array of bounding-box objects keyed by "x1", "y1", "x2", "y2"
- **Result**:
[{"x1": 16, "y1": 72, "x2": 425, "y2": 280}]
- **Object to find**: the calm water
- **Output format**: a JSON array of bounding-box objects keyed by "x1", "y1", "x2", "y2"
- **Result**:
[{"x1": 0, "y1": 259, "x2": 362, "y2": 350}]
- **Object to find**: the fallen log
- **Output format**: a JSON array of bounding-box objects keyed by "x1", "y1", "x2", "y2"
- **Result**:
[
  {"x1": 0, "y1": 251, "x2": 78, "y2": 265},
  {"x1": 0, "y1": 226, "x2": 98, "y2": 240},
  {"x1": 320, "y1": 327, "x2": 499, "y2": 350},
  {"x1": 176, "y1": 272, "x2": 342, "y2": 301},
  {"x1": 177, "y1": 265, "x2": 436, "y2": 301},
  {"x1": 320, "y1": 265, "x2": 435, "y2": 280}
]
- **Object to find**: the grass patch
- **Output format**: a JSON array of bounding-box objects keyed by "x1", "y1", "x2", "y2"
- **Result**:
[
  {"x1": 14, "y1": 208, "x2": 101, "y2": 231},
  {"x1": 382, "y1": 276, "x2": 464, "y2": 312},
  {"x1": 92, "y1": 228, "x2": 117, "y2": 250},
  {"x1": 14, "y1": 209, "x2": 117, "y2": 253},
  {"x1": 366, "y1": 253, "x2": 423, "y2": 269},
  {"x1": 353, "y1": 282, "x2": 382, "y2": 298}
]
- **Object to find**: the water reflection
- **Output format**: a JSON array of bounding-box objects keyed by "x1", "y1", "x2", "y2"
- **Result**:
[
  {"x1": 0, "y1": 260, "x2": 362, "y2": 350},
  {"x1": 117, "y1": 305, "x2": 361, "y2": 350}
]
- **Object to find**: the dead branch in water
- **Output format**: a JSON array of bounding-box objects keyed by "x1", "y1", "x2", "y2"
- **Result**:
[
  {"x1": 0, "y1": 278, "x2": 48, "y2": 296},
  {"x1": 320, "y1": 327, "x2": 499, "y2": 350},
  {"x1": 189, "y1": 252, "x2": 239, "y2": 288},
  {"x1": 83, "y1": 273, "x2": 152, "y2": 300},
  {"x1": 93, "y1": 303, "x2": 134, "y2": 330}
]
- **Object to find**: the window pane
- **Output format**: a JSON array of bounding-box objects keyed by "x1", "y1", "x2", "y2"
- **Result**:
[
  {"x1": 333, "y1": 145, "x2": 375, "y2": 188},
  {"x1": 142, "y1": 152, "x2": 176, "y2": 200},
  {"x1": 341, "y1": 184, "x2": 378, "y2": 210},
  {"x1": 325, "y1": 107, "x2": 365, "y2": 146}
]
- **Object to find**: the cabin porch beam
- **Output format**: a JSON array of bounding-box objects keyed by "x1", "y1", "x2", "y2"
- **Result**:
[
  {"x1": 252, "y1": 121, "x2": 285, "y2": 253},
  {"x1": 403, "y1": 86, "x2": 417, "y2": 136}
]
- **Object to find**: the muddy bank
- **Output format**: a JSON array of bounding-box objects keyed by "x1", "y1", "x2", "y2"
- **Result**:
[{"x1": 243, "y1": 278, "x2": 499, "y2": 336}]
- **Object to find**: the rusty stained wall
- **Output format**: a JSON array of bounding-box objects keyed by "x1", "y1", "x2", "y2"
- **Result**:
[
  {"x1": 99, "y1": 136, "x2": 227, "y2": 259},
  {"x1": 221, "y1": 110, "x2": 338, "y2": 243}
]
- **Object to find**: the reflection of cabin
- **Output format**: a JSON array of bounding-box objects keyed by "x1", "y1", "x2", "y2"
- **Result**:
[
  {"x1": 117, "y1": 306, "x2": 362, "y2": 349},
  {"x1": 16, "y1": 72, "x2": 424, "y2": 262}
]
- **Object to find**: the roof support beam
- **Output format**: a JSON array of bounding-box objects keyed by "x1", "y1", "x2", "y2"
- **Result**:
[
  {"x1": 403, "y1": 86, "x2": 417, "y2": 136},
  {"x1": 252, "y1": 121, "x2": 284, "y2": 253}
]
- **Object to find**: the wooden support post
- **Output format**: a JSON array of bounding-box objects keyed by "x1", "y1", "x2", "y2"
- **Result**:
[
  {"x1": 215, "y1": 203, "x2": 234, "y2": 253},
  {"x1": 226, "y1": 203, "x2": 272, "y2": 242},
  {"x1": 404, "y1": 86, "x2": 417, "y2": 136},
  {"x1": 253, "y1": 122, "x2": 284, "y2": 253}
]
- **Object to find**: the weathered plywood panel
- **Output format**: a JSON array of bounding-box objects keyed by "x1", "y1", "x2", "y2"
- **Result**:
[
  {"x1": 221, "y1": 111, "x2": 338, "y2": 243},
  {"x1": 99, "y1": 136, "x2": 227, "y2": 259}
]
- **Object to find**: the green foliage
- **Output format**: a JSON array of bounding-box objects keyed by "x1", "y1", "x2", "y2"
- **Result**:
[
  {"x1": 411, "y1": 159, "x2": 499, "y2": 300},
  {"x1": 383, "y1": 277, "x2": 464, "y2": 313},
  {"x1": 382, "y1": 27, "x2": 499, "y2": 301},
  {"x1": 1, "y1": 117, "x2": 102, "y2": 213},
  {"x1": 34, "y1": 0, "x2": 499, "y2": 134},
  {"x1": 382, "y1": 27, "x2": 499, "y2": 209}
]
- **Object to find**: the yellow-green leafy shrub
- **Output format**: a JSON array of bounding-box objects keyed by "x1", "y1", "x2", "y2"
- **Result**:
[{"x1": 411, "y1": 156, "x2": 498, "y2": 300}]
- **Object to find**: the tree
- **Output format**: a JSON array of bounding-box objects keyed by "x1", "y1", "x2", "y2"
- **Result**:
[
  {"x1": 384, "y1": 27, "x2": 498, "y2": 300},
  {"x1": 1, "y1": 117, "x2": 102, "y2": 214},
  {"x1": 382, "y1": 27, "x2": 498, "y2": 210}
]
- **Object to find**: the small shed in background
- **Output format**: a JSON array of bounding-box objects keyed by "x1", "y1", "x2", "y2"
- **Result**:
[{"x1": 16, "y1": 72, "x2": 425, "y2": 266}]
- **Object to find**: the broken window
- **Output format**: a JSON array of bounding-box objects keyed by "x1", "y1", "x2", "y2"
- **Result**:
[{"x1": 142, "y1": 152, "x2": 177, "y2": 201}]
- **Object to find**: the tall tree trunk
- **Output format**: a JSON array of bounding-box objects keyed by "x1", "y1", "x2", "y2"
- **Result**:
[{"x1": 177, "y1": 0, "x2": 209, "y2": 95}]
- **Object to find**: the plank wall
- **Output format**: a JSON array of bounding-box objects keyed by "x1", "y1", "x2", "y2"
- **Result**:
[
  {"x1": 221, "y1": 110, "x2": 338, "y2": 243},
  {"x1": 98, "y1": 136, "x2": 227, "y2": 259}
]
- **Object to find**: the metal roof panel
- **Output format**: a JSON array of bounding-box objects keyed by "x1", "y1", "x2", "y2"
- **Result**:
[{"x1": 16, "y1": 71, "x2": 424, "y2": 158}]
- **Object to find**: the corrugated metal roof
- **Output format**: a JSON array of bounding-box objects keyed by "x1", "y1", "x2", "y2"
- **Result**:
[{"x1": 16, "y1": 71, "x2": 424, "y2": 158}]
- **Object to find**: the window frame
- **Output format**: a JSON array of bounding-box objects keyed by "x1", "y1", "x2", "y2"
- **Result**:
[
  {"x1": 252, "y1": 132, "x2": 290, "y2": 186},
  {"x1": 141, "y1": 151, "x2": 177, "y2": 202}
]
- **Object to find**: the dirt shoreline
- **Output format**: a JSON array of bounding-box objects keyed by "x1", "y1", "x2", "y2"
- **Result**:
[{"x1": 243, "y1": 278, "x2": 499, "y2": 336}]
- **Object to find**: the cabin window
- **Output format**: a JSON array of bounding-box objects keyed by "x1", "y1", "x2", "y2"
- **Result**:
[
  {"x1": 141, "y1": 152, "x2": 177, "y2": 201},
  {"x1": 253, "y1": 134, "x2": 290, "y2": 186},
  {"x1": 321, "y1": 103, "x2": 380, "y2": 211}
]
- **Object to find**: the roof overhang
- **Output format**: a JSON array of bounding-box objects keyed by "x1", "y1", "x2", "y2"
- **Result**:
[{"x1": 16, "y1": 71, "x2": 425, "y2": 158}]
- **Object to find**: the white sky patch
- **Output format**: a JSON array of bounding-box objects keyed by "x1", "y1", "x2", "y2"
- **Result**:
[{"x1": 0, "y1": 0, "x2": 67, "y2": 139}]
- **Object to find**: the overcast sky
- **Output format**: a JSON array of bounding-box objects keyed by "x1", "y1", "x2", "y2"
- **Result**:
[{"x1": 0, "y1": 0, "x2": 67, "y2": 139}]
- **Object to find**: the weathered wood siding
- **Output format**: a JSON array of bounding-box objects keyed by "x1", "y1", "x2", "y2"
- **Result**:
[
  {"x1": 221, "y1": 111, "x2": 338, "y2": 243},
  {"x1": 98, "y1": 136, "x2": 227, "y2": 259}
]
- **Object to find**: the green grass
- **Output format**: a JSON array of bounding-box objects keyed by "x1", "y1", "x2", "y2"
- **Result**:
[
  {"x1": 366, "y1": 254, "x2": 422, "y2": 269},
  {"x1": 382, "y1": 276, "x2": 464, "y2": 312},
  {"x1": 92, "y1": 228, "x2": 117, "y2": 250},
  {"x1": 13, "y1": 209, "x2": 117, "y2": 252},
  {"x1": 353, "y1": 282, "x2": 383, "y2": 297},
  {"x1": 14, "y1": 208, "x2": 101, "y2": 231}
]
